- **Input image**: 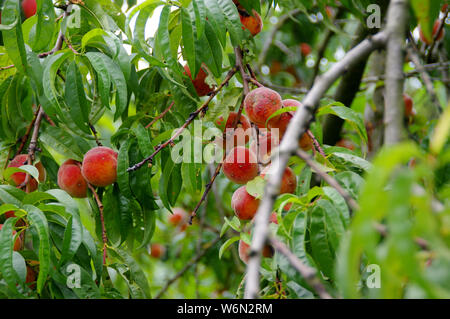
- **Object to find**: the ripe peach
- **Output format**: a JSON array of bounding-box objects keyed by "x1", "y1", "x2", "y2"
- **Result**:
[
  {"x1": 25, "y1": 266, "x2": 36, "y2": 288},
  {"x1": 267, "y1": 99, "x2": 313, "y2": 150},
  {"x1": 81, "y1": 146, "x2": 118, "y2": 187},
  {"x1": 0, "y1": 224, "x2": 22, "y2": 251},
  {"x1": 300, "y1": 43, "x2": 311, "y2": 57},
  {"x1": 150, "y1": 243, "x2": 165, "y2": 259},
  {"x1": 169, "y1": 207, "x2": 188, "y2": 227},
  {"x1": 22, "y1": 0, "x2": 36, "y2": 19},
  {"x1": 231, "y1": 186, "x2": 260, "y2": 220},
  {"x1": 269, "y1": 212, "x2": 279, "y2": 224},
  {"x1": 58, "y1": 160, "x2": 88, "y2": 198},
  {"x1": 244, "y1": 87, "x2": 282, "y2": 127},
  {"x1": 223, "y1": 147, "x2": 259, "y2": 184},
  {"x1": 403, "y1": 93, "x2": 415, "y2": 118},
  {"x1": 7, "y1": 154, "x2": 46, "y2": 191},
  {"x1": 240, "y1": 10, "x2": 263, "y2": 36},
  {"x1": 419, "y1": 20, "x2": 445, "y2": 45},
  {"x1": 217, "y1": 112, "x2": 252, "y2": 151},
  {"x1": 261, "y1": 166, "x2": 297, "y2": 194},
  {"x1": 336, "y1": 139, "x2": 355, "y2": 151},
  {"x1": 249, "y1": 131, "x2": 280, "y2": 164},
  {"x1": 183, "y1": 64, "x2": 214, "y2": 97}
]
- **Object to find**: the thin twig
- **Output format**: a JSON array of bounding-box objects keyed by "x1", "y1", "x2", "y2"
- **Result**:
[
  {"x1": 296, "y1": 149, "x2": 359, "y2": 212},
  {"x1": 127, "y1": 68, "x2": 237, "y2": 172},
  {"x1": 426, "y1": 6, "x2": 449, "y2": 62},
  {"x1": 145, "y1": 101, "x2": 175, "y2": 128},
  {"x1": 306, "y1": 130, "x2": 326, "y2": 158},
  {"x1": 0, "y1": 65, "x2": 14, "y2": 71},
  {"x1": 269, "y1": 237, "x2": 333, "y2": 299},
  {"x1": 155, "y1": 235, "x2": 221, "y2": 299},
  {"x1": 16, "y1": 106, "x2": 40, "y2": 156},
  {"x1": 87, "y1": 183, "x2": 108, "y2": 265},
  {"x1": 89, "y1": 123, "x2": 102, "y2": 146}
]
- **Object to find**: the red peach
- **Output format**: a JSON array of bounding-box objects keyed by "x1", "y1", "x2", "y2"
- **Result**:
[
  {"x1": 184, "y1": 64, "x2": 214, "y2": 97},
  {"x1": 240, "y1": 10, "x2": 263, "y2": 36},
  {"x1": 22, "y1": 0, "x2": 36, "y2": 19},
  {"x1": 261, "y1": 166, "x2": 297, "y2": 194},
  {"x1": 150, "y1": 243, "x2": 165, "y2": 259},
  {"x1": 336, "y1": 139, "x2": 355, "y2": 151},
  {"x1": 25, "y1": 266, "x2": 36, "y2": 288},
  {"x1": 218, "y1": 112, "x2": 252, "y2": 151},
  {"x1": 300, "y1": 43, "x2": 312, "y2": 57},
  {"x1": 81, "y1": 146, "x2": 118, "y2": 187},
  {"x1": 244, "y1": 87, "x2": 282, "y2": 127},
  {"x1": 249, "y1": 131, "x2": 280, "y2": 164},
  {"x1": 223, "y1": 147, "x2": 259, "y2": 184},
  {"x1": 7, "y1": 154, "x2": 46, "y2": 191},
  {"x1": 231, "y1": 186, "x2": 260, "y2": 220},
  {"x1": 58, "y1": 159, "x2": 88, "y2": 198},
  {"x1": 403, "y1": 93, "x2": 415, "y2": 118},
  {"x1": 169, "y1": 207, "x2": 188, "y2": 227}
]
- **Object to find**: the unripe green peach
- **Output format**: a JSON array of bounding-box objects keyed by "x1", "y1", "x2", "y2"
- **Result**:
[
  {"x1": 231, "y1": 186, "x2": 260, "y2": 220},
  {"x1": 57, "y1": 159, "x2": 88, "y2": 198},
  {"x1": 7, "y1": 154, "x2": 46, "y2": 191},
  {"x1": 81, "y1": 147, "x2": 118, "y2": 187},
  {"x1": 244, "y1": 87, "x2": 282, "y2": 127},
  {"x1": 223, "y1": 147, "x2": 259, "y2": 184}
]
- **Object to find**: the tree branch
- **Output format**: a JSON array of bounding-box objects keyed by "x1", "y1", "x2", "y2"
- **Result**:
[
  {"x1": 87, "y1": 183, "x2": 108, "y2": 265},
  {"x1": 244, "y1": 30, "x2": 388, "y2": 299},
  {"x1": 269, "y1": 237, "x2": 333, "y2": 299},
  {"x1": 155, "y1": 235, "x2": 221, "y2": 299},
  {"x1": 127, "y1": 68, "x2": 237, "y2": 172},
  {"x1": 145, "y1": 101, "x2": 175, "y2": 129}
]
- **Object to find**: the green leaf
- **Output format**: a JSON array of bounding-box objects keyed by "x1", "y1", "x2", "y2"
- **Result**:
[
  {"x1": 24, "y1": 205, "x2": 51, "y2": 294},
  {"x1": 192, "y1": 0, "x2": 207, "y2": 40},
  {"x1": 332, "y1": 152, "x2": 372, "y2": 172},
  {"x1": 1, "y1": 0, "x2": 28, "y2": 73},
  {"x1": 246, "y1": 176, "x2": 265, "y2": 199},
  {"x1": 117, "y1": 139, "x2": 133, "y2": 199},
  {"x1": 60, "y1": 215, "x2": 83, "y2": 265},
  {"x1": 218, "y1": 0, "x2": 244, "y2": 47},
  {"x1": 181, "y1": 7, "x2": 196, "y2": 76},
  {"x1": 219, "y1": 236, "x2": 240, "y2": 259},
  {"x1": 40, "y1": 126, "x2": 84, "y2": 161},
  {"x1": 29, "y1": 0, "x2": 56, "y2": 51},
  {"x1": 65, "y1": 61, "x2": 91, "y2": 134},
  {"x1": 0, "y1": 218, "x2": 21, "y2": 295},
  {"x1": 86, "y1": 52, "x2": 128, "y2": 120},
  {"x1": 3, "y1": 165, "x2": 40, "y2": 184}
]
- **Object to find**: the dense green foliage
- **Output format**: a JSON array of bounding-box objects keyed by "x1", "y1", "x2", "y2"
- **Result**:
[{"x1": 0, "y1": 0, "x2": 449, "y2": 299}]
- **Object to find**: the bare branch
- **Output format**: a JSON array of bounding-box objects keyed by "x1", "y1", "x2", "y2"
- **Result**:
[
  {"x1": 383, "y1": 0, "x2": 408, "y2": 146},
  {"x1": 145, "y1": 101, "x2": 175, "y2": 129},
  {"x1": 87, "y1": 183, "x2": 108, "y2": 265}
]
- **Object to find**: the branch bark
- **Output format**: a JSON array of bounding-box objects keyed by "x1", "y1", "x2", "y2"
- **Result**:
[
  {"x1": 243, "y1": 30, "x2": 388, "y2": 299},
  {"x1": 383, "y1": 0, "x2": 408, "y2": 146}
]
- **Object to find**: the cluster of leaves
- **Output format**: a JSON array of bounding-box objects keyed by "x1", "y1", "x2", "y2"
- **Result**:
[{"x1": 0, "y1": 0, "x2": 449, "y2": 299}]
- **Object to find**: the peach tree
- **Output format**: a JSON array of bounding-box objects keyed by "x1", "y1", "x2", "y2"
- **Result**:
[{"x1": 0, "y1": 0, "x2": 449, "y2": 299}]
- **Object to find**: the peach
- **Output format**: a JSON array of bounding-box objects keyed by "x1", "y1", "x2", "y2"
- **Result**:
[
  {"x1": 336, "y1": 139, "x2": 355, "y2": 151},
  {"x1": 268, "y1": 99, "x2": 313, "y2": 150},
  {"x1": 7, "y1": 154, "x2": 46, "y2": 191},
  {"x1": 150, "y1": 243, "x2": 165, "y2": 259},
  {"x1": 81, "y1": 146, "x2": 118, "y2": 187},
  {"x1": 240, "y1": 10, "x2": 263, "y2": 36},
  {"x1": 231, "y1": 186, "x2": 260, "y2": 220},
  {"x1": 300, "y1": 43, "x2": 311, "y2": 57},
  {"x1": 0, "y1": 224, "x2": 22, "y2": 251},
  {"x1": 244, "y1": 87, "x2": 282, "y2": 127},
  {"x1": 261, "y1": 166, "x2": 297, "y2": 194},
  {"x1": 223, "y1": 147, "x2": 259, "y2": 184},
  {"x1": 403, "y1": 93, "x2": 415, "y2": 118},
  {"x1": 184, "y1": 64, "x2": 214, "y2": 97},
  {"x1": 419, "y1": 20, "x2": 445, "y2": 45},
  {"x1": 250, "y1": 131, "x2": 279, "y2": 164},
  {"x1": 217, "y1": 112, "x2": 252, "y2": 151},
  {"x1": 22, "y1": 0, "x2": 36, "y2": 19},
  {"x1": 58, "y1": 159, "x2": 88, "y2": 198},
  {"x1": 169, "y1": 207, "x2": 188, "y2": 227},
  {"x1": 269, "y1": 212, "x2": 279, "y2": 224},
  {"x1": 26, "y1": 266, "x2": 36, "y2": 288}
]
